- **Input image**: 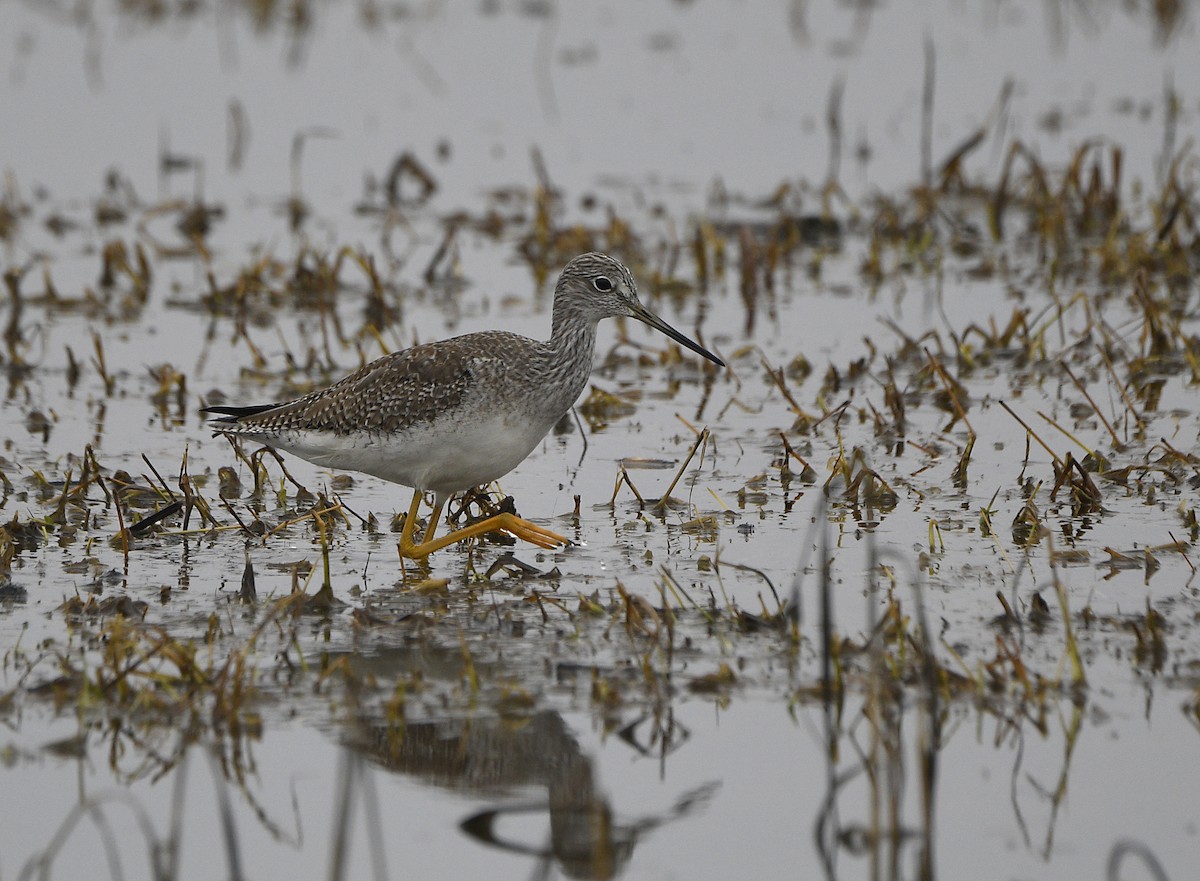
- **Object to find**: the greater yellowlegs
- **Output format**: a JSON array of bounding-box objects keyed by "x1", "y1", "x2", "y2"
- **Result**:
[{"x1": 204, "y1": 252, "x2": 724, "y2": 559}]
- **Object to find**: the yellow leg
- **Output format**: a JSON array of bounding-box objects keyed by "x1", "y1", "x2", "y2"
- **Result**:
[
  {"x1": 398, "y1": 490, "x2": 569, "y2": 560},
  {"x1": 397, "y1": 490, "x2": 425, "y2": 557}
]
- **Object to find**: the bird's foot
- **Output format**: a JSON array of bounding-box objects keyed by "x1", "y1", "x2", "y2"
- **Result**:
[{"x1": 398, "y1": 512, "x2": 569, "y2": 559}]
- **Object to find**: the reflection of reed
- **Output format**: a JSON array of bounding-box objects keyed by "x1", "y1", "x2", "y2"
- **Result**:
[
  {"x1": 349, "y1": 710, "x2": 633, "y2": 880},
  {"x1": 811, "y1": 518, "x2": 943, "y2": 880}
]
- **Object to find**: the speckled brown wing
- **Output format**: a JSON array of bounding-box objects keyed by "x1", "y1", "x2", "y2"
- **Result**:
[{"x1": 209, "y1": 332, "x2": 518, "y2": 438}]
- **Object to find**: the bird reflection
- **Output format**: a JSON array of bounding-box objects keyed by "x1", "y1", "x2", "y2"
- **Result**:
[
  {"x1": 341, "y1": 649, "x2": 713, "y2": 879},
  {"x1": 352, "y1": 711, "x2": 628, "y2": 879}
]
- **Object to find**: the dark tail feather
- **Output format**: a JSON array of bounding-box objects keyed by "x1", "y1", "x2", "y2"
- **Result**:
[{"x1": 202, "y1": 403, "x2": 281, "y2": 424}]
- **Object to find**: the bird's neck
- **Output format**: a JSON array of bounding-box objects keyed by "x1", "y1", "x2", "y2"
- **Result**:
[{"x1": 542, "y1": 310, "x2": 599, "y2": 411}]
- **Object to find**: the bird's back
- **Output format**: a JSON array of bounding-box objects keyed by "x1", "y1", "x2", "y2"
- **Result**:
[{"x1": 207, "y1": 330, "x2": 542, "y2": 439}]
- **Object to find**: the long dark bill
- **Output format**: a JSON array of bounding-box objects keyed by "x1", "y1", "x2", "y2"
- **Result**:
[{"x1": 630, "y1": 302, "x2": 725, "y2": 367}]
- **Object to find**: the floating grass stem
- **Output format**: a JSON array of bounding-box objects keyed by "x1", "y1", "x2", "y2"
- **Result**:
[
  {"x1": 1047, "y1": 538, "x2": 1086, "y2": 687},
  {"x1": 924, "y1": 348, "x2": 974, "y2": 435},
  {"x1": 1094, "y1": 342, "x2": 1145, "y2": 434},
  {"x1": 654, "y1": 427, "x2": 709, "y2": 512},
  {"x1": 999, "y1": 400, "x2": 1062, "y2": 467},
  {"x1": 1060, "y1": 362, "x2": 1123, "y2": 450}
]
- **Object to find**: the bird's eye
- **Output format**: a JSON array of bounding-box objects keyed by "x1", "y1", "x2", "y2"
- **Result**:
[{"x1": 592, "y1": 276, "x2": 614, "y2": 293}]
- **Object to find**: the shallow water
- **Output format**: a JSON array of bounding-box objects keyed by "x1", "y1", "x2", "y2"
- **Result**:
[{"x1": 6, "y1": 690, "x2": 1198, "y2": 880}]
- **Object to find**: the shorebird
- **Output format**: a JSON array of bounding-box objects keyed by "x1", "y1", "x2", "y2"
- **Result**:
[{"x1": 204, "y1": 252, "x2": 724, "y2": 559}]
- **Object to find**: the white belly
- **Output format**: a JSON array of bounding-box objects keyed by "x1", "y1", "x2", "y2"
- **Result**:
[{"x1": 258, "y1": 410, "x2": 553, "y2": 495}]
